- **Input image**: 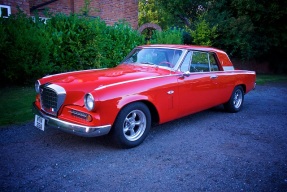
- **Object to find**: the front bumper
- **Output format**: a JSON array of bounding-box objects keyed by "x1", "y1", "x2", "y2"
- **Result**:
[{"x1": 32, "y1": 103, "x2": 111, "y2": 137}]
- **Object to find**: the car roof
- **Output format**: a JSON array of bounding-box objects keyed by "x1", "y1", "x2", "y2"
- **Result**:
[
  {"x1": 138, "y1": 44, "x2": 226, "y2": 54},
  {"x1": 137, "y1": 44, "x2": 233, "y2": 67}
]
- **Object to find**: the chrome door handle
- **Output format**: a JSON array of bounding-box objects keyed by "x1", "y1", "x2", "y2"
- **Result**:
[{"x1": 210, "y1": 75, "x2": 218, "y2": 79}]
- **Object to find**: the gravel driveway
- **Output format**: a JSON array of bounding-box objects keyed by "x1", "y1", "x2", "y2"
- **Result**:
[{"x1": 1, "y1": 83, "x2": 287, "y2": 192}]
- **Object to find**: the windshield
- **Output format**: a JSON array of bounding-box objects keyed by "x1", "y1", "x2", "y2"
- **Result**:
[{"x1": 122, "y1": 48, "x2": 183, "y2": 68}]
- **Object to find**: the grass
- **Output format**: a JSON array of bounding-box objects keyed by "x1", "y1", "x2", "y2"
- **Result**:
[
  {"x1": 0, "y1": 86, "x2": 36, "y2": 126},
  {"x1": 0, "y1": 74, "x2": 286, "y2": 126},
  {"x1": 256, "y1": 74, "x2": 287, "y2": 85}
]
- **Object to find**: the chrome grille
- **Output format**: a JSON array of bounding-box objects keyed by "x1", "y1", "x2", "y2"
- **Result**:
[
  {"x1": 40, "y1": 84, "x2": 66, "y2": 116},
  {"x1": 41, "y1": 87, "x2": 57, "y2": 110}
]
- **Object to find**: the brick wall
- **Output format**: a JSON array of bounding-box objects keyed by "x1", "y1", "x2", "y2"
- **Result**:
[
  {"x1": 28, "y1": 0, "x2": 73, "y2": 16},
  {"x1": 73, "y1": 0, "x2": 139, "y2": 28},
  {"x1": 0, "y1": 0, "x2": 30, "y2": 15},
  {"x1": 0, "y1": 0, "x2": 139, "y2": 28},
  {"x1": 232, "y1": 59, "x2": 270, "y2": 74},
  {"x1": 97, "y1": 0, "x2": 138, "y2": 28}
]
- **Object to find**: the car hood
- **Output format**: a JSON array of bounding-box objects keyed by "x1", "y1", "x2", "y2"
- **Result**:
[{"x1": 40, "y1": 64, "x2": 173, "y2": 106}]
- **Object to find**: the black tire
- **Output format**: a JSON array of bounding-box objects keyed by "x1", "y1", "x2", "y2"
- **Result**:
[
  {"x1": 224, "y1": 86, "x2": 244, "y2": 113},
  {"x1": 112, "y1": 102, "x2": 151, "y2": 148}
]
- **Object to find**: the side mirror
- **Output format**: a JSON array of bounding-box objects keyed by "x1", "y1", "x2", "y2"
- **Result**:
[{"x1": 182, "y1": 71, "x2": 191, "y2": 77}]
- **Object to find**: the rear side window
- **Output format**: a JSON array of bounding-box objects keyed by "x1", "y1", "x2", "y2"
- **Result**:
[
  {"x1": 209, "y1": 53, "x2": 219, "y2": 71},
  {"x1": 180, "y1": 51, "x2": 220, "y2": 72}
]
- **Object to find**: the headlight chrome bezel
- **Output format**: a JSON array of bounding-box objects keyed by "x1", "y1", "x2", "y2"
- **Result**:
[{"x1": 84, "y1": 93, "x2": 95, "y2": 111}]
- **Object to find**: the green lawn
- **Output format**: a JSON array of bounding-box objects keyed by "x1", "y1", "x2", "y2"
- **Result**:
[
  {"x1": 256, "y1": 74, "x2": 287, "y2": 85},
  {"x1": 0, "y1": 74, "x2": 286, "y2": 126},
  {"x1": 0, "y1": 86, "x2": 36, "y2": 126}
]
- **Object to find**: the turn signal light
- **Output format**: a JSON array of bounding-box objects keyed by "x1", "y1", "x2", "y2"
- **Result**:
[{"x1": 70, "y1": 110, "x2": 93, "y2": 122}]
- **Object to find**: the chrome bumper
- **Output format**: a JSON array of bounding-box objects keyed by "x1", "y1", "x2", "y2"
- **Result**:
[{"x1": 32, "y1": 103, "x2": 111, "y2": 137}]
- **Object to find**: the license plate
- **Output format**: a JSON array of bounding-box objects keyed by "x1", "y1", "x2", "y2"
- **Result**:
[{"x1": 34, "y1": 115, "x2": 45, "y2": 131}]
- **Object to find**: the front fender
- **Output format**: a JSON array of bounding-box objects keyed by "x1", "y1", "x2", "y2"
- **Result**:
[
  {"x1": 117, "y1": 95, "x2": 150, "y2": 109},
  {"x1": 91, "y1": 74, "x2": 180, "y2": 126}
]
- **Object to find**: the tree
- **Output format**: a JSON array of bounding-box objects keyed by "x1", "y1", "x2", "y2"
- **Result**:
[
  {"x1": 206, "y1": 0, "x2": 287, "y2": 71},
  {"x1": 187, "y1": 14, "x2": 217, "y2": 46},
  {"x1": 138, "y1": 0, "x2": 173, "y2": 30},
  {"x1": 156, "y1": 0, "x2": 210, "y2": 27},
  {"x1": 158, "y1": 0, "x2": 286, "y2": 67}
]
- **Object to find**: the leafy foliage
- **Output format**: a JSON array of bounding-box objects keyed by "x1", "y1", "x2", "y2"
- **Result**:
[
  {"x1": 0, "y1": 12, "x2": 144, "y2": 86},
  {"x1": 150, "y1": 28, "x2": 183, "y2": 44},
  {"x1": 205, "y1": 0, "x2": 287, "y2": 72},
  {"x1": 0, "y1": 12, "x2": 52, "y2": 85},
  {"x1": 104, "y1": 21, "x2": 145, "y2": 67},
  {"x1": 155, "y1": 0, "x2": 287, "y2": 72},
  {"x1": 156, "y1": 0, "x2": 209, "y2": 27},
  {"x1": 45, "y1": 14, "x2": 108, "y2": 72},
  {"x1": 187, "y1": 15, "x2": 217, "y2": 46},
  {"x1": 138, "y1": 0, "x2": 173, "y2": 30}
]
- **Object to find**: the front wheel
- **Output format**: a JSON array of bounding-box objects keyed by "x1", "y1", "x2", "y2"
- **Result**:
[
  {"x1": 224, "y1": 86, "x2": 244, "y2": 113},
  {"x1": 112, "y1": 102, "x2": 151, "y2": 148}
]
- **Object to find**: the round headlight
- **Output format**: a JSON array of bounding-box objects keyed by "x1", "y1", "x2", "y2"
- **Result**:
[
  {"x1": 85, "y1": 93, "x2": 95, "y2": 111},
  {"x1": 35, "y1": 80, "x2": 41, "y2": 93}
]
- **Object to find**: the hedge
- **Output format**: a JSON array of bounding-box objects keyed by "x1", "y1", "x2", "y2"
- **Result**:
[
  {"x1": 0, "y1": 12, "x2": 144, "y2": 86},
  {"x1": 0, "y1": 11, "x2": 189, "y2": 86}
]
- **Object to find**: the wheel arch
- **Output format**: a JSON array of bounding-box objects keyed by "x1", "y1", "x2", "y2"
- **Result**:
[
  {"x1": 236, "y1": 84, "x2": 246, "y2": 93},
  {"x1": 141, "y1": 100, "x2": 160, "y2": 125},
  {"x1": 116, "y1": 98, "x2": 160, "y2": 126}
]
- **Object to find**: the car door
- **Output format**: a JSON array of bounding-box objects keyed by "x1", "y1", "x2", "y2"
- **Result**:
[
  {"x1": 208, "y1": 52, "x2": 234, "y2": 104},
  {"x1": 177, "y1": 51, "x2": 220, "y2": 116}
]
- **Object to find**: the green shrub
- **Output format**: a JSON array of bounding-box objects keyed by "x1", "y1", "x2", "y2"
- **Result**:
[
  {"x1": 187, "y1": 15, "x2": 218, "y2": 46},
  {"x1": 0, "y1": 12, "x2": 144, "y2": 86},
  {"x1": 45, "y1": 14, "x2": 108, "y2": 71},
  {"x1": 150, "y1": 28, "x2": 183, "y2": 44},
  {"x1": 104, "y1": 21, "x2": 145, "y2": 67},
  {"x1": 46, "y1": 15, "x2": 144, "y2": 70},
  {"x1": 0, "y1": 12, "x2": 52, "y2": 85}
]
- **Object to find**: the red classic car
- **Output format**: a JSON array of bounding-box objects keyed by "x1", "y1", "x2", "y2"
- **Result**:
[{"x1": 33, "y1": 44, "x2": 256, "y2": 148}]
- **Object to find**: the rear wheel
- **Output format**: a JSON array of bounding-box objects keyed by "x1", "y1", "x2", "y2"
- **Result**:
[
  {"x1": 224, "y1": 86, "x2": 244, "y2": 113},
  {"x1": 112, "y1": 102, "x2": 151, "y2": 148}
]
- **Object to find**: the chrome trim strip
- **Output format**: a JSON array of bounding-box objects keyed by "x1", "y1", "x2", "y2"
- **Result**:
[
  {"x1": 95, "y1": 74, "x2": 180, "y2": 91},
  {"x1": 35, "y1": 80, "x2": 41, "y2": 93},
  {"x1": 33, "y1": 103, "x2": 111, "y2": 137},
  {"x1": 174, "y1": 49, "x2": 189, "y2": 71},
  {"x1": 47, "y1": 84, "x2": 66, "y2": 95}
]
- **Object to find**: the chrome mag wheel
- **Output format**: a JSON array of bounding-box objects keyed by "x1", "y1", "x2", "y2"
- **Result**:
[{"x1": 123, "y1": 110, "x2": 147, "y2": 141}]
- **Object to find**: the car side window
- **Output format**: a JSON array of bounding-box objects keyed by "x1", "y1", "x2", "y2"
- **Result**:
[
  {"x1": 190, "y1": 51, "x2": 209, "y2": 72},
  {"x1": 180, "y1": 51, "x2": 192, "y2": 72},
  {"x1": 209, "y1": 53, "x2": 219, "y2": 71}
]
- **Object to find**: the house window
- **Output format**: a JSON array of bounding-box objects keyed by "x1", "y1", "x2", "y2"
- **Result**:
[
  {"x1": 0, "y1": 5, "x2": 11, "y2": 18},
  {"x1": 31, "y1": 16, "x2": 50, "y2": 24}
]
